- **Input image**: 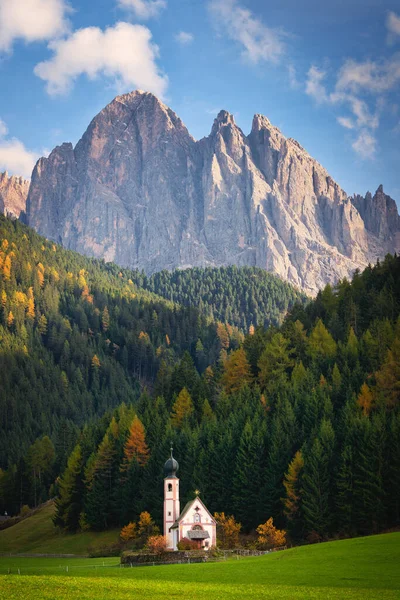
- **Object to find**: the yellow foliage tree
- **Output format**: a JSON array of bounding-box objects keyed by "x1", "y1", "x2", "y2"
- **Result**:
[
  {"x1": 256, "y1": 517, "x2": 286, "y2": 549},
  {"x1": 283, "y1": 450, "x2": 304, "y2": 521},
  {"x1": 357, "y1": 382, "x2": 374, "y2": 416},
  {"x1": 1, "y1": 289, "x2": 7, "y2": 307},
  {"x1": 6, "y1": 310, "x2": 14, "y2": 328},
  {"x1": 3, "y1": 255, "x2": 11, "y2": 280},
  {"x1": 221, "y1": 347, "x2": 252, "y2": 394},
  {"x1": 91, "y1": 354, "x2": 101, "y2": 369},
  {"x1": 170, "y1": 387, "x2": 194, "y2": 428},
  {"x1": 138, "y1": 511, "x2": 159, "y2": 539},
  {"x1": 120, "y1": 522, "x2": 137, "y2": 542},
  {"x1": 214, "y1": 512, "x2": 241, "y2": 549},
  {"x1": 37, "y1": 263, "x2": 45, "y2": 288}
]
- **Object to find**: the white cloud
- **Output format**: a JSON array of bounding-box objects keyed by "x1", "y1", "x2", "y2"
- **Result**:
[
  {"x1": 0, "y1": 0, "x2": 68, "y2": 52},
  {"x1": 117, "y1": 0, "x2": 166, "y2": 20},
  {"x1": 351, "y1": 130, "x2": 377, "y2": 159},
  {"x1": 337, "y1": 116, "x2": 354, "y2": 130},
  {"x1": 332, "y1": 93, "x2": 379, "y2": 129},
  {"x1": 335, "y1": 56, "x2": 400, "y2": 94},
  {"x1": 208, "y1": 0, "x2": 284, "y2": 64},
  {"x1": 175, "y1": 31, "x2": 194, "y2": 45},
  {"x1": 288, "y1": 64, "x2": 300, "y2": 89},
  {"x1": 34, "y1": 22, "x2": 168, "y2": 98},
  {"x1": 0, "y1": 119, "x2": 39, "y2": 178},
  {"x1": 0, "y1": 119, "x2": 8, "y2": 137},
  {"x1": 305, "y1": 65, "x2": 328, "y2": 103},
  {"x1": 387, "y1": 11, "x2": 400, "y2": 40}
]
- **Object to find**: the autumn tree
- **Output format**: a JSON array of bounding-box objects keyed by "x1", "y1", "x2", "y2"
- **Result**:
[
  {"x1": 357, "y1": 383, "x2": 374, "y2": 416},
  {"x1": 122, "y1": 416, "x2": 149, "y2": 468},
  {"x1": 120, "y1": 521, "x2": 137, "y2": 542},
  {"x1": 256, "y1": 517, "x2": 286, "y2": 549},
  {"x1": 171, "y1": 388, "x2": 194, "y2": 428},
  {"x1": 214, "y1": 512, "x2": 241, "y2": 548},
  {"x1": 221, "y1": 347, "x2": 252, "y2": 394}
]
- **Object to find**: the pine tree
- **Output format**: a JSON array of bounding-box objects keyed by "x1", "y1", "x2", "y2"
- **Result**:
[
  {"x1": 302, "y1": 419, "x2": 335, "y2": 539},
  {"x1": 54, "y1": 444, "x2": 84, "y2": 532}
]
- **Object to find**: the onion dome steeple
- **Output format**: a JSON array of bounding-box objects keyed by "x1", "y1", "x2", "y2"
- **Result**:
[{"x1": 164, "y1": 445, "x2": 179, "y2": 478}]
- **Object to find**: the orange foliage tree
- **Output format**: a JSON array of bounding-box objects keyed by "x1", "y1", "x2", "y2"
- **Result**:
[
  {"x1": 357, "y1": 382, "x2": 374, "y2": 416},
  {"x1": 122, "y1": 416, "x2": 149, "y2": 468},
  {"x1": 214, "y1": 512, "x2": 241, "y2": 548},
  {"x1": 256, "y1": 517, "x2": 286, "y2": 549},
  {"x1": 120, "y1": 521, "x2": 137, "y2": 542}
]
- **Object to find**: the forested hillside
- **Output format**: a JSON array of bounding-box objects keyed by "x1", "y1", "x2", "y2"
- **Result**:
[
  {"x1": 130, "y1": 266, "x2": 305, "y2": 331},
  {"x1": 0, "y1": 215, "x2": 244, "y2": 471},
  {"x1": 54, "y1": 254, "x2": 398, "y2": 540},
  {"x1": 0, "y1": 212, "x2": 399, "y2": 544}
]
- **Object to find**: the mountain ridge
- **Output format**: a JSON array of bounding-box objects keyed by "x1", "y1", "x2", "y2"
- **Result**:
[{"x1": 24, "y1": 90, "x2": 400, "y2": 295}]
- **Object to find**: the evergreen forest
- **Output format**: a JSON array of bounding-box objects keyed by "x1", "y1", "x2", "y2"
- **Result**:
[{"x1": 0, "y1": 213, "x2": 399, "y2": 544}]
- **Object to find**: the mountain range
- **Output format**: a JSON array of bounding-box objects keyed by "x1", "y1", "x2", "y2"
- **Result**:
[{"x1": 1, "y1": 90, "x2": 398, "y2": 295}]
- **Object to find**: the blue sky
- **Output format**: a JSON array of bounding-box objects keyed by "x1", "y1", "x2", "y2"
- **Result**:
[{"x1": 0, "y1": 0, "x2": 399, "y2": 204}]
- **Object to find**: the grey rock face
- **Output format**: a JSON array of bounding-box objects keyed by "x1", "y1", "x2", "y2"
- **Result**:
[
  {"x1": 26, "y1": 91, "x2": 400, "y2": 295},
  {"x1": 0, "y1": 171, "x2": 29, "y2": 218}
]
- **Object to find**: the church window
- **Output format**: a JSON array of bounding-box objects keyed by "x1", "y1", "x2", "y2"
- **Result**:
[
  {"x1": 194, "y1": 513, "x2": 201, "y2": 523},
  {"x1": 168, "y1": 483, "x2": 172, "y2": 492}
]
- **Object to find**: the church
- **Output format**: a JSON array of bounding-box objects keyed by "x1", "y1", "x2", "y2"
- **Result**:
[{"x1": 163, "y1": 448, "x2": 217, "y2": 551}]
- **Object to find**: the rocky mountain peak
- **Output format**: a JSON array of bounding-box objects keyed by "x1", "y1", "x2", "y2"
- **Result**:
[
  {"x1": 0, "y1": 171, "x2": 29, "y2": 218},
  {"x1": 211, "y1": 110, "x2": 236, "y2": 135},
  {"x1": 25, "y1": 90, "x2": 400, "y2": 296}
]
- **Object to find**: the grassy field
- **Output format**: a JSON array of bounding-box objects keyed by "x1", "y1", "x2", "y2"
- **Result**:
[
  {"x1": 0, "y1": 502, "x2": 119, "y2": 555},
  {"x1": 0, "y1": 532, "x2": 399, "y2": 599}
]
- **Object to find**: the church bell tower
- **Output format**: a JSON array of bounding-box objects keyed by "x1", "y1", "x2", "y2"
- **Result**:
[{"x1": 163, "y1": 446, "x2": 180, "y2": 550}]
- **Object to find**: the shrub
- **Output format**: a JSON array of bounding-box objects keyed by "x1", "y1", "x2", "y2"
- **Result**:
[
  {"x1": 177, "y1": 537, "x2": 198, "y2": 551},
  {"x1": 19, "y1": 505, "x2": 31, "y2": 517},
  {"x1": 146, "y1": 535, "x2": 167, "y2": 555}
]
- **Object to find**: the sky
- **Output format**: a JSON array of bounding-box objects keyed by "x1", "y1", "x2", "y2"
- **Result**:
[{"x1": 0, "y1": 0, "x2": 399, "y2": 203}]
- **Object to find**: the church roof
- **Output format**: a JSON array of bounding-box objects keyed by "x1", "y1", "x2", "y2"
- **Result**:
[
  {"x1": 169, "y1": 496, "x2": 216, "y2": 530},
  {"x1": 164, "y1": 447, "x2": 179, "y2": 478},
  {"x1": 187, "y1": 530, "x2": 210, "y2": 540}
]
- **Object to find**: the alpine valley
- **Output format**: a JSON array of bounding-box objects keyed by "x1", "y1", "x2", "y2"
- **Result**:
[{"x1": 12, "y1": 89, "x2": 399, "y2": 296}]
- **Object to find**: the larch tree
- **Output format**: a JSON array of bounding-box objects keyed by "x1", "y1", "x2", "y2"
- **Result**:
[
  {"x1": 221, "y1": 347, "x2": 252, "y2": 394},
  {"x1": 171, "y1": 388, "x2": 194, "y2": 428}
]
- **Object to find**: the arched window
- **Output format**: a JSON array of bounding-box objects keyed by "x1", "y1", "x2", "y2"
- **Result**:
[
  {"x1": 168, "y1": 483, "x2": 172, "y2": 492},
  {"x1": 194, "y1": 512, "x2": 201, "y2": 523}
]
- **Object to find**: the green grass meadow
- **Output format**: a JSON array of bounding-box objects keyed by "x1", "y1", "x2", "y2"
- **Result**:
[
  {"x1": 1, "y1": 532, "x2": 399, "y2": 599},
  {"x1": 0, "y1": 503, "x2": 120, "y2": 555}
]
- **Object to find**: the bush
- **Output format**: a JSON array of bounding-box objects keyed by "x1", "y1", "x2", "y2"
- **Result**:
[
  {"x1": 146, "y1": 535, "x2": 167, "y2": 555},
  {"x1": 177, "y1": 537, "x2": 198, "y2": 551},
  {"x1": 19, "y1": 505, "x2": 31, "y2": 517}
]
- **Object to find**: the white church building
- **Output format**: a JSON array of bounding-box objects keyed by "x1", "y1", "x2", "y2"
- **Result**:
[{"x1": 163, "y1": 448, "x2": 216, "y2": 550}]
